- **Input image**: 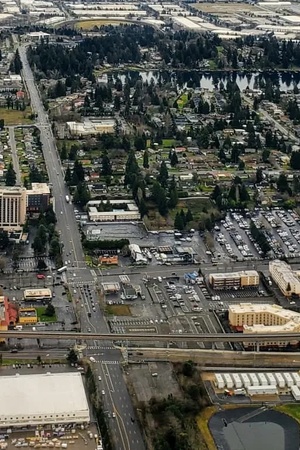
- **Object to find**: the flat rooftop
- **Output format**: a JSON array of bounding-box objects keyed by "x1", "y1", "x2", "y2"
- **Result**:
[{"x1": 0, "y1": 372, "x2": 90, "y2": 426}]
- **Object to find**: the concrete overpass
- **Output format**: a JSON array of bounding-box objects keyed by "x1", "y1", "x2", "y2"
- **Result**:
[{"x1": 2, "y1": 330, "x2": 300, "y2": 343}]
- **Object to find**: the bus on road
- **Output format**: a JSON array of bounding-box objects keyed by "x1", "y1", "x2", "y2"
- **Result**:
[{"x1": 57, "y1": 266, "x2": 67, "y2": 273}]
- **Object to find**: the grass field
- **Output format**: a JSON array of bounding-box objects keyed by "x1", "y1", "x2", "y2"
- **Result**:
[
  {"x1": 197, "y1": 406, "x2": 217, "y2": 450},
  {"x1": 0, "y1": 107, "x2": 33, "y2": 125},
  {"x1": 177, "y1": 92, "x2": 189, "y2": 110},
  {"x1": 75, "y1": 19, "x2": 130, "y2": 30},
  {"x1": 36, "y1": 306, "x2": 57, "y2": 323},
  {"x1": 276, "y1": 404, "x2": 300, "y2": 423},
  {"x1": 105, "y1": 304, "x2": 132, "y2": 316}
]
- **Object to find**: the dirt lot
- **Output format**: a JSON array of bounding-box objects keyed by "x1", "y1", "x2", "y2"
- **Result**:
[
  {"x1": 126, "y1": 362, "x2": 181, "y2": 402},
  {"x1": 3, "y1": 426, "x2": 99, "y2": 450},
  {"x1": 194, "y1": 2, "x2": 257, "y2": 13}
]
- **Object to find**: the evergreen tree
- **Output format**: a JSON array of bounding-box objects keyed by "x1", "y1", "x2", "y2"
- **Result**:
[
  {"x1": 101, "y1": 154, "x2": 112, "y2": 176},
  {"x1": 143, "y1": 150, "x2": 149, "y2": 169},
  {"x1": 158, "y1": 161, "x2": 169, "y2": 188},
  {"x1": 185, "y1": 209, "x2": 193, "y2": 223},
  {"x1": 290, "y1": 151, "x2": 300, "y2": 170},
  {"x1": 170, "y1": 151, "x2": 178, "y2": 167},
  {"x1": 174, "y1": 212, "x2": 184, "y2": 230},
  {"x1": 5, "y1": 162, "x2": 16, "y2": 186}
]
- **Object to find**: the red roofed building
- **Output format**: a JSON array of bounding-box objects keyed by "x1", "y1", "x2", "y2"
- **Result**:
[
  {"x1": 0, "y1": 297, "x2": 18, "y2": 342},
  {"x1": 16, "y1": 90, "x2": 25, "y2": 100}
]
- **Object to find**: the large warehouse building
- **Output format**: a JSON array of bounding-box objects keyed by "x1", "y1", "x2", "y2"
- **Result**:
[
  {"x1": 0, "y1": 372, "x2": 90, "y2": 428},
  {"x1": 208, "y1": 270, "x2": 259, "y2": 290}
]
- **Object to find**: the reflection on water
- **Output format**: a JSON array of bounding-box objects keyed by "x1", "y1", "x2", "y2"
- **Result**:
[
  {"x1": 224, "y1": 421, "x2": 284, "y2": 450},
  {"x1": 114, "y1": 70, "x2": 300, "y2": 91}
]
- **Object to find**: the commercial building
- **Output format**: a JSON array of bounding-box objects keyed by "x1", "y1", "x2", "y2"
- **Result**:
[
  {"x1": 101, "y1": 282, "x2": 120, "y2": 294},
  {"x1": 129, "y1": 244, "x2": 147, "y2": 264},
  {"x1": 18, "y1": 307, "x2": 38, "y2": 325},
  {"x1": 99, "y1": 255, "x2": 119, "y2": 265},
  {"x1": 26, "y1": 183, "x2": 50, "y2": 213},
  {"x1": 23, "y1": 288, "x2": 52, "y2": 302},
  {"x1": 229, "y1": 303, "x2": 300, "y2": 348},
  {"x1": 87, "y1": 200, "x2": 140, "y2": 222},
  {"x1": 269, "y1": 260, "x2": 300, "y2": 297},
  {"x1": 209, "y1": 270, "x2": 259, "y2": 290},
  {"x1": 0, "y1": 372, "x2": 90, "y2": 428},
  {"x1": 0, "y1": 296, "x2": 17, "y2": 342},
  {"x1": 67, "y1": 118, "x2": 115, "y2": 137},
  {"x1": 0, "y1": 186, "x2": 27, "y2": 231}
]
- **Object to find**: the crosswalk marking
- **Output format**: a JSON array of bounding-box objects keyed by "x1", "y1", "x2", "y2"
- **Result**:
[
  {"x1": 98, "y1": 360, "x2": 119, "y2": 365},
  {"x1": 87, "y1": 346, "x2": 114, "y2": 350}
]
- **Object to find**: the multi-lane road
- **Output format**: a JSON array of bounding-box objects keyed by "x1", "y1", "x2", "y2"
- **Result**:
[{"x1": 18, "y1": 45, "x2": 145, "y2": 450}]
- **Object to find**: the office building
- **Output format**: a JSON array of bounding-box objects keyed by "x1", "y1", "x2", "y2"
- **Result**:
[
  {"x1": 26, "y1": 183, "x2": 50, "y2": 213},
  {"x1": 0, "y1": 186, "x2": 26, "y2": 231},
  {"x1": 269, "y1": 260, "x2": 300, "y2": 297},
  {"x1": 229, "y1": 303, "x2": 300, "y2": 348},
  {"x1": 209, "y1": 270, "x2": 259, "y2": 290}
]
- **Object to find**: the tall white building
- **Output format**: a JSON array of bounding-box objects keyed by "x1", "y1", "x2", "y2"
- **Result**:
[{"x1": 0, "y1": 186, "x2": 27, "y2": 231}]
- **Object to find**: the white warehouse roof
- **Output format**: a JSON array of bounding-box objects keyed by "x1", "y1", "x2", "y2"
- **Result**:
[{"x1": 0, "y1": 372, "x2": 90, "y2": 427}]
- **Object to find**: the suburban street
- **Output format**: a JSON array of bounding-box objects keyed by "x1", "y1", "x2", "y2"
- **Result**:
[{"x1": 18, "y1": 45, "x2": 145, "y2": 450}]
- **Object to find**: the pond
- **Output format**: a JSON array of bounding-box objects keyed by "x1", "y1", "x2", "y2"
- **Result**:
[{"x1": 209, "y1": 408, "x2": 300, "y2": 450}]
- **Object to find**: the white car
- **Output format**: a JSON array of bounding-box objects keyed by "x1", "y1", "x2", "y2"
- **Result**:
[
  {"x1": 112, "y1": 412, "x2": 116, "y2": 418},
  {"x1": 101, "y1": 389, "x2": 105, "y2": 395},
  {"x1": 98, "y1": 376, "x2": 102, "y2": 381},
  {"x1": 89, "y1": 356, "x2": 96, "y2": 363}
]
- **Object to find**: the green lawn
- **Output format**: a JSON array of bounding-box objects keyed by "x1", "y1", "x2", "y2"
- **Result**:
[
  {"x1": 177, "y1": 93, "x2": 189, "y2": 110},
  {"x1": 36, "y1": 306, "x2": 57, "y2": 323},
  {"x1": 276, "y1": 404, "x2": 300, "y2": 423}
]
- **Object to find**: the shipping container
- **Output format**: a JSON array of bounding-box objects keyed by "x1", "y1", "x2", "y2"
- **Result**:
[
  {"x1": 222, "y1": 373, "x2": 234, "y2": 389},
  {"x1": 265, "y1": 373, "x2": 276, "y2": 386},
  {"x1": 257, "y1": 373, "x2": 268, "y2": 386},
  {"x1": 231, "y1": 373, "x2": 242, "y2": 388},
  {"x1": 274, "y1": 373, "x2": 285, "y2": 388},
  {"x1": 214, "y1": 373, "x2": 225, "y2": 389},
  {"x1": 291, "y1": 385, "x2": 300, "y2": 401},
  {"x1": 240, "y1": 373, "x2": 251, "y2": 388},
  {"x1": 247, "y1": 385, "x2": 277, "y2": 396},
  {"x1": 283, "y1": 372, "x2": 294, "y2": 388},
  {"x1": 249, "y1": 373, "x2": 259, "y2": 386},
  {"x1": 291, "y1": 373, "x2": 300, "y2": 388}
]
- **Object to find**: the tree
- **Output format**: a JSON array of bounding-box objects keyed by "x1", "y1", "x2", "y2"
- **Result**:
[
  {"x1": 134, "y1": 135, "x2": 146, "y2": 151},
  {"x1": 32, "y1": 236, "x2": 45, "y2": 255},
  {"x1": 5, "y1": 162, "x2": 16, "y2": 186},
  {"x1": 158, "y1": 161, "x2": 169, "y2": 188},
  {"x1": 72, "y1": 160, "x2": 85, "y2": 183},
  {"x1": 0, "y1": 257, "x2": 6, "y2": 272},
  {"x1": 0, "y1": 230, "x2": 9, "y2": 249},
  {"x1": 138, "y1": 198, "x2": 148, "y2": 217},
  {"x1": 73, "y1": 182, "x2": 90, "y2": 206},
  {"x1": 37, "y1": 259, "x2": 47, "y2": 271},
  {"x1": 67, "y1": 349, "x2": 78, "y2": 365},
  {"x1": 277, "y1": 173, "x2": 289, "y2": 194},
  {"x1": 256, "y1": 168, "x2": 264, "y2": 184},
  {"x1": 143, "y1": 150, "x2": 149, "y2": 169},
  {"x1": 174, "y1": 212, "x2": 184, "y2": 230},
  {"x1": 290, "y1": 151, "x2": 300, "y2": 170},
  {"x1": 170, "y1": 151, "x2": 178, "y2": 167},
  {"x1": 101, "y1": 154, "x2": 112, "y2": 176},
  {"x1": 45, "y1": 303, "x2": 55, "y2": 317},
  {"x1": 262, "y1": 148, "x2": 270, "y2": 163},
  {"x1": 37, "y1": 355, "x2": 42, "y2": 365},
  {"x1": 182, "y1": 360, "x2": 195, "y2": 377},
  {"x1": 186, "y1": 209, "x2": 193, "y2": 223}
]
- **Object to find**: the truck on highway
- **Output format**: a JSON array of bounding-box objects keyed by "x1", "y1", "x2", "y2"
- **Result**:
[
  {"x1": 65, "y1": 195, "x2": 70, "y2": 203},
  {"x1": 57, "y1": 266, "x2": 67, "y2": 273}
]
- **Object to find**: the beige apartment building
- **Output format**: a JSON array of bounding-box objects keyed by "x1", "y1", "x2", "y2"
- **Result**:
[
  {"x1": 229, "y1": 303, "x2": 300, "y2": 348},
  {"x1": 0, "y1": 187, "x2": 27, "y2": 231},
  {"x1": 269, "y1": 260, "x2": 300, "y2": 297},
  {"x1": 209, "y1": 270, "x2": 259, "y2": 290}
]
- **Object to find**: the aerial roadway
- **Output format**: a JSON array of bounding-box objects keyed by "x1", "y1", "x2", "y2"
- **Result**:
[
  {"x1": 18, "y1": 45, "x2": 145, "y2": 450},
  {"x1": 1, "y1": 330, "x2": 300, "y2": 344}
]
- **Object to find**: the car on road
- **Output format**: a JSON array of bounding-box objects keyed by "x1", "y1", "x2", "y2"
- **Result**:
[
  {"x1": 89, "y1": 357, "x2": 96, "y2": 363},
  {"x1": 101, "y1": 389, "x2": 105, "y2": 395},
  {"x1": 112, "y1": 412, "x2": 116, "y2": 418},
  {"x1": 37, "y1": 274, "x2": 45, "y2": 279},
  {"x1": 98, "y1": 376, "x2": 102, "y2": 381}
]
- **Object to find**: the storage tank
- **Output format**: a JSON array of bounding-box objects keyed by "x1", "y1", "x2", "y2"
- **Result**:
[
  {"x1": 222, "y1": 373, "x2": 234, "y2": 389},
  {"x1": 291, "y1": 385, "x2": 300, "y2": 401},
  {"x1": 249, "y1": 373, "x2": 259, "y2": 386},
  {"x1": 231, "y1": 373, "x2": 242, "y2": 388},
  {"x1": 291, "y1": 373, "x2": 300, "y2": 388},
  {"x1": 265, "y1": 373, "x2": 276, "y2": 386},
  {"x1": 247, "y1": 385, "x2": 277, "y2": 396},
  {"x1": 274, "y1": 373, "x2": 285, "y2": 388},
  {"x1": 283, "y1": 372, "x2": 293, "y2": 388},
  {"x1": 240, "y1": 373, "x2": 250, "y2": 388},
  {"x1": 214, "y1": 373, "x2": 225, "y2": 389},
  {"x1": 257, "y1": 373, "x2": 268, "y2": 386}
]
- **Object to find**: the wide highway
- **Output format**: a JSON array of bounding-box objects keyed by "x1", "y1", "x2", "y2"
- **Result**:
[
  {"x1": 18, "y1": 45, "x2": 145, "y2": 450},
  {"x1": 2, "y1": 330, "x2": 300, "y2": 343}
]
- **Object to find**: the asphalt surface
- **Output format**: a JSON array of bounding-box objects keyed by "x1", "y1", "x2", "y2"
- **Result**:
[{"x1": 19, "y1": 46, "x2": 145, "y2": 450}]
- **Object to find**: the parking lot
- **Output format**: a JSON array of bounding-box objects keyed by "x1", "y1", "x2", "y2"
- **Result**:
[{"x1": 212, "y1": 208, "x2": 300, "y2": 263}]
